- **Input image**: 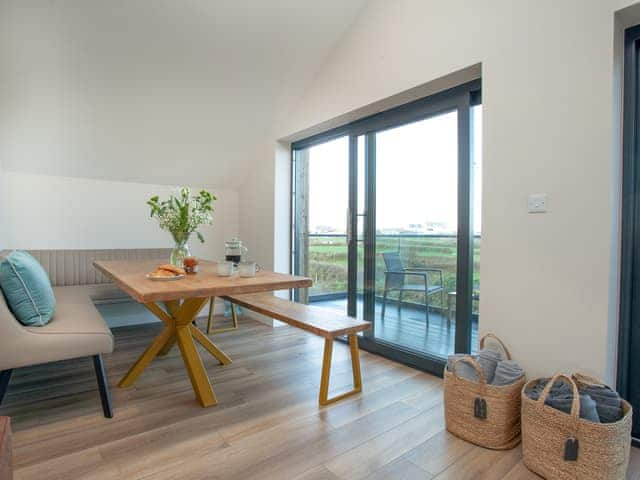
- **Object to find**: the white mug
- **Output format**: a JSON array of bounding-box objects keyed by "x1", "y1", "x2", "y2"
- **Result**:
[
  {"x1": 238, "y1": 261, "x2": 261, "y2": 278},
  {"x1": 216, "y1": 260, "x2": 234, "y2": 276}
]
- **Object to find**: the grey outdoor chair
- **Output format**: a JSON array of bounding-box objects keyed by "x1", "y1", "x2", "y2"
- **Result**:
[{"x1": 381, "y1": 251, "x2": 444, "y2": 328}]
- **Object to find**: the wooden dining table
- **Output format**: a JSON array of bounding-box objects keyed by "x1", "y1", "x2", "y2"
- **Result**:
[{"x1": 94, "y1": 259, "x2": 312, "y2": 407}]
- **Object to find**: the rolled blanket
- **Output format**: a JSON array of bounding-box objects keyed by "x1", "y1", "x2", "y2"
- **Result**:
[
  {"x1": 525, "y1": 378, "x2": 572, "y2": 401},
  {"x1": 595, "y1": 404, "x2": 623, "y2": 424},
  {"x1": 543, "y1": 394, "x2": 600, "y2": 423},
  {"x1": 492, "y1": 360, "x2": 524, "y2": 386},
  {"x1": 580, "y1": 385, "x2": 623, "y2": 423},
  {"x1": 476, "y1": 349, "x2": 503, "y2": 384},
  {"x1": 446, "y1": 354, "x2": 479, "y2": 382}
]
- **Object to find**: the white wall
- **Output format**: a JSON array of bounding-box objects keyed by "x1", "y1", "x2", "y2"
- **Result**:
[
  {"x1": 0, "y1": 0, "x2": 367, "y2": 328},
  {"x1": 3, "y1": 172, "x2": 240, "y2": 322},
  {"x1": 0, "y1": 0, "x2": 366, "y2": 189},
  {"x1": 3, "y1": 172, "x2": 238, "y2": 259},
  {"x1": 239, "y1": 0, "x2": 640, "y2": 383}
]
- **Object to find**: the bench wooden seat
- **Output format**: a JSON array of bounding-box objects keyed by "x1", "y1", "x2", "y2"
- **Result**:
[{"x1": 223, "y1": 293, "x2": 371, "y2": 406}]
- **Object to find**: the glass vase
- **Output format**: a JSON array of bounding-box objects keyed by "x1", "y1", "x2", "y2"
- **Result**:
[{"x1": 170, "y1": 232, "x2": 192, "y2": 268}]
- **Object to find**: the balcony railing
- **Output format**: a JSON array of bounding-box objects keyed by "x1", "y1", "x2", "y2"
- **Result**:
[{"x1": 301, "y1": 233, "x2": 481, "y2": 312}]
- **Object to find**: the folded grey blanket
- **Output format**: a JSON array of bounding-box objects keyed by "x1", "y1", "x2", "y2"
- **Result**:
[
  {"x1": 580, "y1": 385, "x2": 623, "y2": 423},
  {"x1": 477, "y1": 349, "x2": 503, "y2": 384},
  {"x1": 525, "y1": 378, "x2": 624, "y2": 423},
  {"x1": 492, "y1": 360, "x2": 524, "y2": 386},
  {"x1": 525, "y1": 378, "x2": 572, "y2": 401},
  {"x1": 447, "y1": 348, "x2": 523, "y2": 386},
  {"x1": 544, "y1": 394, "x2": 600, "y2": 423}
]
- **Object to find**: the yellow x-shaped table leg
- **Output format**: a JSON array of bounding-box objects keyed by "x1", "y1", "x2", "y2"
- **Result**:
[{"x1": 118, "y1": 297, "x2": 232, "y2": 407}]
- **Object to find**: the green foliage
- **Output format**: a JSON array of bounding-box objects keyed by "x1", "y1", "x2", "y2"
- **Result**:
[
  {"x1": 305, "y1": 235, "x2": 481, "y2": 313},
  {"x1": 147, "y1": 187, "x2": 217, "y2": 243}
]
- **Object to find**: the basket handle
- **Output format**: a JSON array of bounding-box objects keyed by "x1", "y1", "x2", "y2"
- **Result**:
[
  {"x1": 572, "y1": 372, "x2": 606, "y2": 388},
  {"x1": 450, "y1": 355, "x2": 486, "y2": 386},
  {"x1": 538, "y1": 373, "x2": 581, "y2": 424},
  {"x1": 479, "y1": 333, "x2": 512, "y2": 360}
]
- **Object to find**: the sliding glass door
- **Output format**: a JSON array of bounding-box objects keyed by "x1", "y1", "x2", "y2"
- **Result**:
[
  {"x1": 373, "y1": 111, "x2": 460, "y2": 358},
  {"x1": 292, "y1": 81, "x2": 481, "y2": 374}
]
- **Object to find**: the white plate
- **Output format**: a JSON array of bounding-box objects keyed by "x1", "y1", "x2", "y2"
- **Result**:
[{"x1": 146, "y1": 273, "x2": 186, "y2": 281}]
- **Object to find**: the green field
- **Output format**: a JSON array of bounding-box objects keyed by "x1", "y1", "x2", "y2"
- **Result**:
[{"x1": 306, "y1": 235, "x2": 480, "y2": 311}]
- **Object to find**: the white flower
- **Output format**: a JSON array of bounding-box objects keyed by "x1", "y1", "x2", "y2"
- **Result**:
[{"x1": 147, "y1": 187, "x2": 216, "y2": 243}]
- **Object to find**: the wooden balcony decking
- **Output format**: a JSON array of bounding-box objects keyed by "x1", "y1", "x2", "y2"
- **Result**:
[{"x1": 312, "y1": 297, "x2": 479, "y2": 358}]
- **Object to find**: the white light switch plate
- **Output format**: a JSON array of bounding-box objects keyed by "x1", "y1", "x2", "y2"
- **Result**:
[{"x1": 528, "y1": 194, "x2": 547, "y2": 213}]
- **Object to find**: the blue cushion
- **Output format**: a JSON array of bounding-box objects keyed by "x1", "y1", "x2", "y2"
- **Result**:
[{"x1": 0, "y1": 251, "x2": 56, "y2": 326}]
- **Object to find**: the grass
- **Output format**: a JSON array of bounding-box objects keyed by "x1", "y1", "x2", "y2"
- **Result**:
[{"x1": 305, "y1": 235, "x2": 480, "y2": 311}]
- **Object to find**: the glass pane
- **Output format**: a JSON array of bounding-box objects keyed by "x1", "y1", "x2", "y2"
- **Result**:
[
  {"x1": 374, "y1": 111, "x2": 458, "y2": 359},
  {"x1": 293, "y1": 137, "x2": 349, "y2": 315},
  {"x1": 471, "y1": 104, "x2": 482, "y2": 352}
]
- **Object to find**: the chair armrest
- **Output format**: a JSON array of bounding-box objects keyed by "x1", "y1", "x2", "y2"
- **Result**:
[
  {"x1": 404, "y1": 267, "x2": 443, "y2": 274},
  {"x1": 385, "y1": 271, "x2": 428, "y2": 283},
  {"x1": 404, "y1": 268, "x2": 444, "y2": 288}
]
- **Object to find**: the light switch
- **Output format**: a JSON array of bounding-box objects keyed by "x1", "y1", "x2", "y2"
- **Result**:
[{"x1": 528, "y1": 194, "x2": 547, "y2": 213}]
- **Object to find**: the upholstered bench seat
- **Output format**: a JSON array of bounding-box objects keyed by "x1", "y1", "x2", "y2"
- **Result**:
[
  {"x1": 0, "y1": 288, "x2": 113, "y2": 371},
  {"x1": 0, "y1": 248, "x2": 171, "y2": 418},
  {"x1": 53, "y1": 284, "x2": 132, "y2": 305}
]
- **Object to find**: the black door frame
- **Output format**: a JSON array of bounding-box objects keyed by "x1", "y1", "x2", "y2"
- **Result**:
[
  {"x1": 291, "y1": 79, "x2": 481, "y2": 376},
  {"x1": 619, "y1": 24, "x2": 640, "y2": 440}
]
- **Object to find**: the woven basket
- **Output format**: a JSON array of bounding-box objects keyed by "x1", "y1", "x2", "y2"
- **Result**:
[
  {"x1": 443, "y1": 333, "x2": 525, "y2": 450},
  {"x1": 522, "y1": 373, "x2": 632, "y2": 480}
]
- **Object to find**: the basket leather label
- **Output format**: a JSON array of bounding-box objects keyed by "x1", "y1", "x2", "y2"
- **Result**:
[
  {"x1": 564, "y1": 438, "x2": 579, "y2": 461},
  {"x1": 474, "y1": 397, "x2": 487, "y2": 419}
]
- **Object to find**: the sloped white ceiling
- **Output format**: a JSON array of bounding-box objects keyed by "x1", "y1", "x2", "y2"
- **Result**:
[{"x1": 0, "y1": 0, "x2": 367, "y2": 188}]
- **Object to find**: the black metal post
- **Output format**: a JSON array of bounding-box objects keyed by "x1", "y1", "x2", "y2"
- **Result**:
[
  {"x1": 0, "y1": 369, "x2": 13, "y2": 405},
  {"x1": 92, "y1": 355, "x2": 113, "y2": 418}
]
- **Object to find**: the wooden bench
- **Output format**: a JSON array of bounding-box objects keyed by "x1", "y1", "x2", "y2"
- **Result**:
[{"x1": 223, "y1": 293, "x2": 371, "y2": 406}]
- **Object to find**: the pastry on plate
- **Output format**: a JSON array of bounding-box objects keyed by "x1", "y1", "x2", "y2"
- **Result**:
[
  {"x1": 156, "y1": 264, "x2": 186, "y2": 275},
  {"x1": 147, "y1": 264, "x2": 186, "y2": 279},
  {"x1": 149, "y1": 269, "x2": 175, "y2": 277}
]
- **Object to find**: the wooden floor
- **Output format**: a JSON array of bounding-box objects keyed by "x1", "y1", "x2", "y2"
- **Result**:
[{"x1": 1, "y1": 316, "x2": 638, "y2": 480}]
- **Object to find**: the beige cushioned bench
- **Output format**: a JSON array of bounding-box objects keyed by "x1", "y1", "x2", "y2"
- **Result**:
[{"x1": 0, "y1": 248, "x2": 170, "y2": 418}]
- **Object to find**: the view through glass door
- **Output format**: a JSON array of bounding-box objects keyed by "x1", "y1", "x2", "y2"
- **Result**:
[
  {"x1": 373, "y1": 111, "x2": 461, "y2": 358},
  {"x1": 292, "y1": 136, "x2": 352, "y2": 315},
  {"x1": 292, "y1": 81, "x2": 481, "y2": 373}
]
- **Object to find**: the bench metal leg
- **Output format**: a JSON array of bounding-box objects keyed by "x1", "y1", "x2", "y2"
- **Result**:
[
  {"x1": 207, "y1": 298, "x2": 239, "y2": 335},
  {"x1": 93, "y1": 355, "x2": 113, "y2": 418},
  {"x1": 0, "y1": 369, "x2": 13, "y2": 405},
  {"x1": 319, "y1": 334, "x2": 363, "y2": 406}
]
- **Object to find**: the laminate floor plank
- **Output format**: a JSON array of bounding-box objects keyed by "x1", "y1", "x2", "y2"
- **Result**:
[{"x1": 0, "y1": 319, "x2": 636, "y2": 480}]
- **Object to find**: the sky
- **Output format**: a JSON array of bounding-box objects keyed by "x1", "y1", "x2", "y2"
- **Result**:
[{"x1": 304, "y1": 105, "x2": 482, "y2": 235}]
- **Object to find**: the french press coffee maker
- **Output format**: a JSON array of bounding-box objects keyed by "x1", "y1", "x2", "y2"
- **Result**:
[{"x1": 224, "y1": 237, "x2": 248, "y2": 265}]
